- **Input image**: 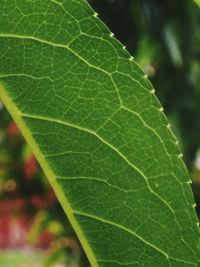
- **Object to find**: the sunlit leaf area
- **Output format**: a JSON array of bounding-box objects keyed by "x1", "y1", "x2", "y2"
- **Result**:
[{"x1": 0, "y1": 0, "x2": 200, "y2": 266}]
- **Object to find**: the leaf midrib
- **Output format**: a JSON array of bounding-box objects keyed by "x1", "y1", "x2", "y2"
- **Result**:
[
  {"x1": 0, "y1": 32, "x2": 195, "y2": 261},
  {"x1": 0, "y1": 34, "x2": 173, "y2": 163},
  {"x1": 20, "y1": 112, "x2": 184, "y2": 234}
]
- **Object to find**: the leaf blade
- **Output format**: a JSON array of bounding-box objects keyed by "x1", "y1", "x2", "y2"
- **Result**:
[
  {"x1": 0, "y1": 0, "x2": 200, "y2": 266},
  {"x1": 0, "y1": 83, "x2": 99, "y2": 267}
]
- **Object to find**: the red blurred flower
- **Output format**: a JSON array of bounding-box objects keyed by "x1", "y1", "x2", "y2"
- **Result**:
[
  {"x1": 37, "y1": 230, "x2": 54, "y2": 249},
  {"x1": 46, "y1": 188, "x2": 56, "y2": 206},
  {"x1": 0, "y1": 215, "x2": 29, "y2": 249},
  {"x1": 7, "y1": 122, "x2": 20, "y2": 136},
  {"x1": 31, "y1": 195, "x2": 44, "y2": 209},
  {"x1": 0, "y1": 198, "x2": 25, "y2": 215},
  {"x1": 24, "y1": 155, "x2": 38, "y2": 179},
  {"x1": 0, "y1": 215, "x2": 10, "y2": 248}
]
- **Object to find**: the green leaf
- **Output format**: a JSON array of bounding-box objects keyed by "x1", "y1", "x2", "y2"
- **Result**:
[
  {"x1": 194, "y1": 0, "x2": 200, "y2": 7},
  {"x1": 0, "y1": 0, "x2": 200, "y2": 266}
]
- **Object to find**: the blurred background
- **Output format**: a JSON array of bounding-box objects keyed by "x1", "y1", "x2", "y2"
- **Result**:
[{"x1": 0, "y1": 0, "x2": 200, "y2": 266}]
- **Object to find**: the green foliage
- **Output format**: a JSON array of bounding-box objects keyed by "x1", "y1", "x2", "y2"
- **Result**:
[
  {"x1": 0, "y1": 0, "x2": 200, "y2": 266},
  {"x1": 194, "y1": 0, "x2": 200, "y2": 7},
  {"x1": 89, "y1": 0, "x2": 200, "y2": 169}
]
